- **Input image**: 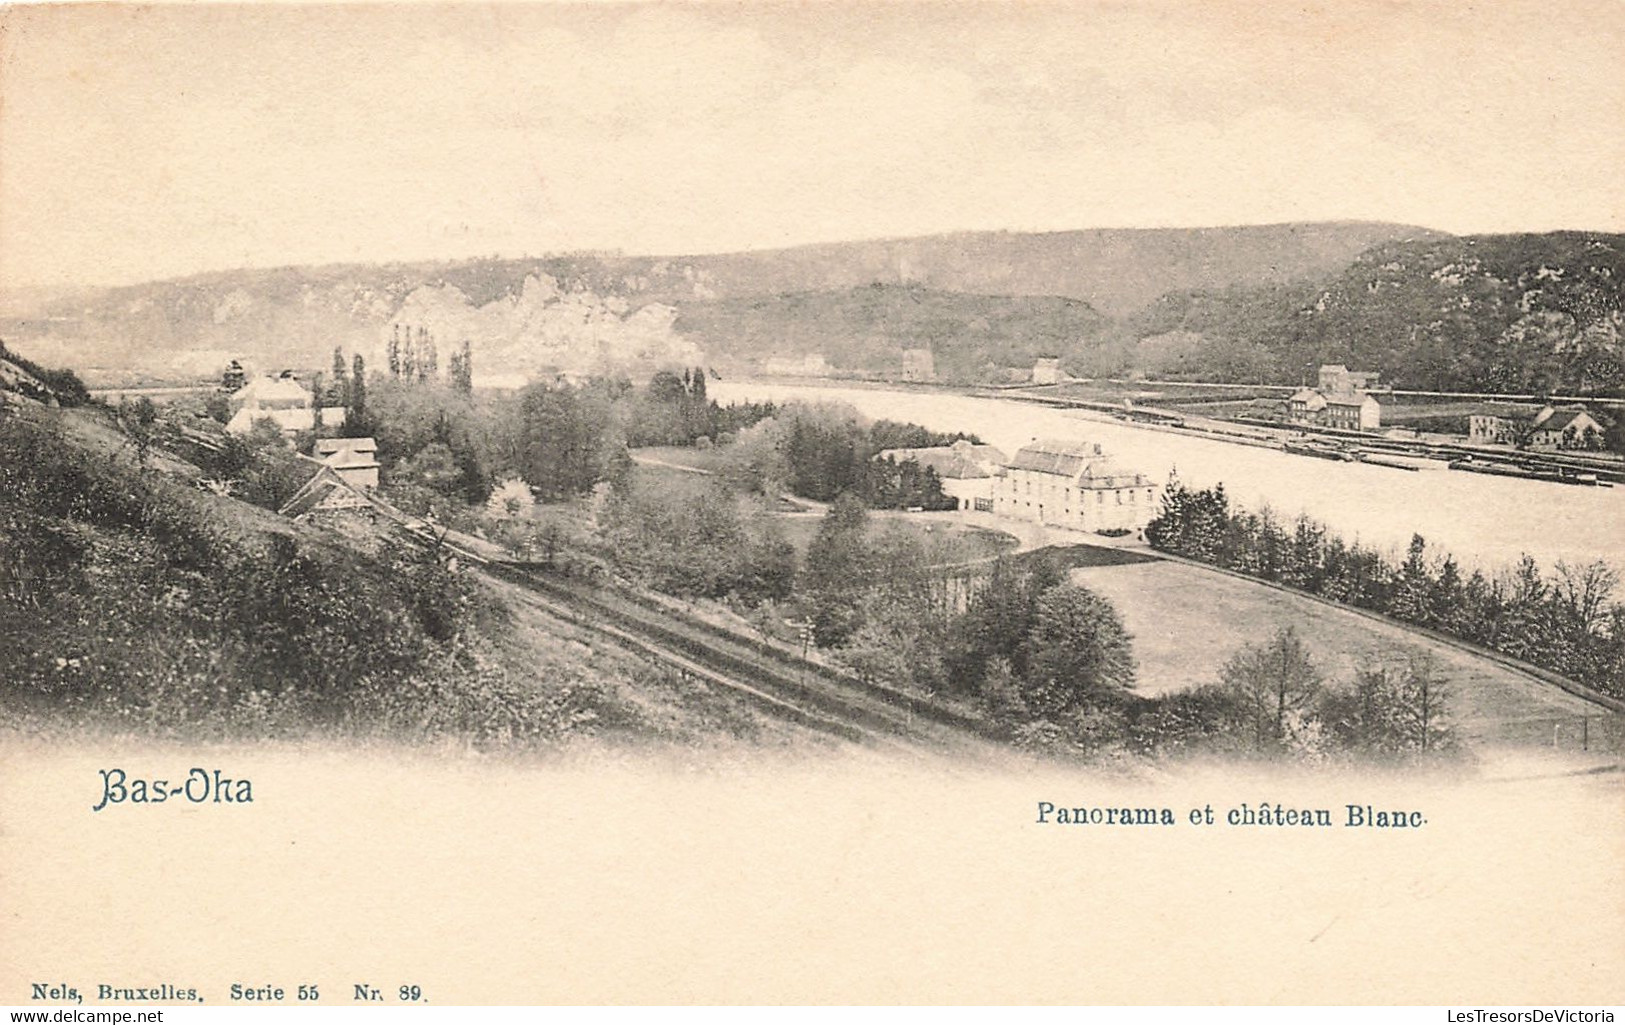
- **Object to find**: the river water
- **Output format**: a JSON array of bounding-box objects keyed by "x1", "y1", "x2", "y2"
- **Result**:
[{"x1": 711, "y1": 380, "x2": 1625, "y2": 573}]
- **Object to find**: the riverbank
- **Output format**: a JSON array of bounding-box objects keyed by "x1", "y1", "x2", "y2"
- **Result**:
[{"x1": 979, "y1": 386, "x2": 1625, "y2": 484}]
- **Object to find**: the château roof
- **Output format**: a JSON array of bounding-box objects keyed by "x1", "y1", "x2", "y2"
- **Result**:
[
  {"x1": 1005, "y1": 438, "x2": 1151, "y2": 487},
  {"x1": 1006, "y1": 438, "x2": 1103, "y2": 476}
]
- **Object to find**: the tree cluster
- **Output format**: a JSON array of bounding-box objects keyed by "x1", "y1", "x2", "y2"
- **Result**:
[
  {"x1": 600, "y1": 472, "x2": 796, "y2": 605},
  {"x1": 0, "y1": 338, "x2": 91, "y2": 407},
  {"x1": 1131, "y1": 627, "x2": 1455, "y2": 761},
  {"x1": 809, "y1": 536, "x2": 1139, "y2": 749},
  {"x1": 1146, "y1": 477, "x2": 1625, "y2": 699},
  {"x1": 768, "y1": 405, "x2": 969, "y2": 508},
  {"x1": 624, "y1": 367, "x2": 717, "y2": 447},
  {"x1": 1124, "y1": 233, "x2": 1625, "y2": 398},
  {"x1": 387, "y1": 324, "x2": 441, "y2": 382}
]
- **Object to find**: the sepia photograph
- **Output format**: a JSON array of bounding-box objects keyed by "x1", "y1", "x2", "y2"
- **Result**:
[{"x1": 1, "y1": 0, "x2": 1622, "y2": 1008}]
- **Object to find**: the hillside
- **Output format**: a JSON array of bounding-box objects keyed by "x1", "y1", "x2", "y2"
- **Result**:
[
  {"x1": 652, "y1": 221, "x2": 1439, "y2": 317},
  {"x1": 0, "y1": 397, "x2": 816, "y2": 748},
  {"x1": 0, "y1": 221, "x2": 1434, "y2": 383},
  {"x1": 1126, "y1": 232, "x2": 1625, "y2": 394},
  {"x1": 10, "y1": 223, "x2": 1621, "y2": 397},
  {"x1": 676, "y1": 283, "x2": 1110, "y2": 382}
]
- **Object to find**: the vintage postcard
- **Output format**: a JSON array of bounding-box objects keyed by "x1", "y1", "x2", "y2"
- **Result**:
[{"x1": 1, "y1": 0, "x2": 1622, "y2": 1007}]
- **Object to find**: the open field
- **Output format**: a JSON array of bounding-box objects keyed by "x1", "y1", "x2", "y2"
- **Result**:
[{"x1": 1068, "y1": 556, "x2": 1616, "y2": 752}]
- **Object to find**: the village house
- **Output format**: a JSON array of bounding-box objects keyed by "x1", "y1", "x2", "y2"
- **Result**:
[
  {"x1": 1287, "y1": 388, "x2": 1328, "y2": 423},
  {"x1": 876, "y1": 439, "x2": 1008, "y2": 512},
  {"x1": 1287, "y1": 364, "x2": 1383, "y2": 430},
  {"x1": 225, "y1": 372, "x2": 346, "y2": 438},
  {"x1": 1531, "y1": 408, "x2": 1607, "y2": 450},
  {"x1": 1470, "y1": 405, "x2": 1609, "y2": 451},
  {"x1": 314, "y1": 437, "x2": 380, "y2": 490},
  {"x1": 900, "y1": 348, "x2": 935, "y2": 382},
  {"x1": 992, "y1": 438, "x2": 1158, "y2": 533},
  {"x1": 1321, "y1": 393, "x2": 1382, "y2": 431},
  {"x1": 1318, "y1": 364, "x2": 1382, "y2": 395},
  {"x1": 1032, "y1": 356, "x2": 1063, "y2": 385}
]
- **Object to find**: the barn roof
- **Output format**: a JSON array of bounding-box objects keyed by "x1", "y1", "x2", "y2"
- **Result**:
[
  {"x1": 278, "y1": 464, "x2": 374, "y2": 518},
  {"x1": 877, "y1": 441, "x2": 1007, "y2": 479}
]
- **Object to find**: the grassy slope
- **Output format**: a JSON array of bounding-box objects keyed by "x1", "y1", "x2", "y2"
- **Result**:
[
  {"x1": 1069, "y1": 558, "x2": 1605, "y2": 748},
  {"x1": 0, "y1": 401, "x2": 822, "y2": 750}
]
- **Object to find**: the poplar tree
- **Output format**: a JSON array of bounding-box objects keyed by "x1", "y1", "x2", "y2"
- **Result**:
[{"x1": 387, "y1": 325, "x2": 402, "y2": 378}]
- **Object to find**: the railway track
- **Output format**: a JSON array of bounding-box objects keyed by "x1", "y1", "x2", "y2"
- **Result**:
[{"x1": 482, "y1": 562, "x2": 999, "y2": 755}]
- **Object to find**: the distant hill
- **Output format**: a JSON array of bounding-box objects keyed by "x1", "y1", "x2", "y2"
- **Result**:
[
  {"x1": 1126, "y1": 232, "x2": 1625, "y2": 394},
  {"x1": 16, "y1": 222, "x2": 1622, "y2": 397},
  {"x1": 666, "y1": 221, "x2": 1442, "y2": 318},
  {"x1": 1, "y1": 220, "x2": 1436, "y2": 382},
  {"x1": 676, "y1": 283, "x2": 1110, "y2": 383}
]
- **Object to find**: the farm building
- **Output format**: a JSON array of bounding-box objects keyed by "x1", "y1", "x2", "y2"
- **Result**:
[
  {"x1": 1317, "y1": 364, "x2": 1382, "y2": 395},
  {"x1": 226, "y1": 373, "x2": 345, "y2": 438},
  {"x1": 1470, "y1": 405, "x2": 1609, "y2": 451},
  {"x1": 1321, "y1": 393, "x2": 1382, "y2": 431},
  {"x1": 314, "y1": 437, "x2": 380, "y2": 490},
  {"x1": 1287, "y1": 388, "x2": 1328, "y2": 423},
  {"x1": 278, "y1": 463, "x2": 381, "y2": 524},
  {"x1": 876, "y1": 439, "x2": 1008, "y2": 512}
]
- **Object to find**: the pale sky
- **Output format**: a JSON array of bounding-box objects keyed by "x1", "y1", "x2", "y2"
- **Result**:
[{"x1": 2, "y1": 1, "x2": 1623, "y2": 289}]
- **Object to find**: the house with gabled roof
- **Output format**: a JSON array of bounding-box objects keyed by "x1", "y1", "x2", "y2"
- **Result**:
[
  {"x1": 1529, "y1": 407, "x2": 1607, "y2": 450},
  {"x1": 1287, "y1": 365, "x2": 1382, "y2": 430},
  {"x1": 232, "y1": 374, "x2": 312, "y2": 410},
  {"x1": 876, "y1": 439, "x2": 1008, "y2": 512},
  {"x1": 278, "y1": 462, "x2": 381, "y2": 523},
  {"x1": 1288, "y1": 388, "x2": 1328, "y2": 423},
  {"x1": 225, "y1": 373, "x2": 346, "y2": 439},
  {"x1": 1473, "y1": 404, "x2": 1609, "y2": 450},
  {"x1": 1322, "y1": 392, "x2": 1382, "y2": 431}
]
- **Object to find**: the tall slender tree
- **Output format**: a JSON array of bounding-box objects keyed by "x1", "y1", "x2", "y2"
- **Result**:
[
  {"x1": 451, "y1": 340, "x2": 474, "y2": 394},
  {"x1": 331, "y1": 346, "x2": 349, "y2": 402},
  {"x1": 420, "y1": 328, "x2": 437, "y2": 381},
  {"x1": 347, "y1": 354, "x2": 369, "y2": 436},
  {"x1": 387, "y1": 325, "x2": 402, "y2": 378}
]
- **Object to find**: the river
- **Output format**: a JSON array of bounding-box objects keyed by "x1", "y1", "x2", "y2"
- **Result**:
[{"x1": 710, "y1": 379, "x2": 1625, "y2": 573}]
